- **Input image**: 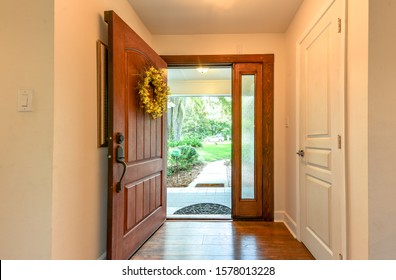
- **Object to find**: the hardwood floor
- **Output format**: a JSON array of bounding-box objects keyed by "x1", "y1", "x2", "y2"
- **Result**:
[{"x1": 131, "y1": 221, "x2": 315, "y2": 260}]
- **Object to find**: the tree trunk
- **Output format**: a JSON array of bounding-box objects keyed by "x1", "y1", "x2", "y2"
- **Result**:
[{"x1": 168, "y1": 97, "x2": 185, "y2": 141}]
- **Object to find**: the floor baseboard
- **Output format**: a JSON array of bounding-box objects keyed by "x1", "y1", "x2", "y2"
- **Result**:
[{"x1": 274, "y1": 211, "x2": 297, "y2": 238}]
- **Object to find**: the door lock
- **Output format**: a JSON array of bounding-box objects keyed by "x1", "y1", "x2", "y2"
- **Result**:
[{"x1": 116, "y1": 132, "x2": 125, "y2": 144}]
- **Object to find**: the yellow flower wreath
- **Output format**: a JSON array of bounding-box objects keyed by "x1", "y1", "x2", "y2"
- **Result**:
[{"x1": 137, "y1": 66, "x2": 170, "y2": 119}]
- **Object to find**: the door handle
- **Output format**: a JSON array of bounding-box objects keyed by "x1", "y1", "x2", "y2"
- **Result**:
[
  {"x1": 115, "y1": 133, "x2": 126, "y2": 193},
  {"x1": 296, "y1": 150, "x2": 305, "y2": 157}
]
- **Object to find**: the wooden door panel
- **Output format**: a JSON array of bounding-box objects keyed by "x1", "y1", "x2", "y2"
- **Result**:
[
  {"x1": 105, "y1": 11, "x2": 167, "y2": 260},
  {"x1": 125, "y1": 51, "x2": 163, "y2": 162},
  {"x1": 124, "y1": 173, "x2": 162, "y2": 232},
  {"x1": 124, "y1": 159, "x2": 163, "y2": 182}
]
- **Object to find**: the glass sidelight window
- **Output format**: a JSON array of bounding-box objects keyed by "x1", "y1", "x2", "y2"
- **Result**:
[{"x1": 241, "y1": 75, "x2": 255, "y2": 199}]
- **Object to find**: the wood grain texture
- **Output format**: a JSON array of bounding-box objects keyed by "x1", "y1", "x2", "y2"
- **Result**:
[
  {"x1": 162, "y1": 54, "x2": 274, "y2": 65},
  {"x1": 262, "y1": 62, "x2": 274, "y2": 221},
  {"x1": 131, "y1": 221, "x2": 315, "y2": 260},
  {"x1": 105, "y1": 10, "x2": 167, "y2": 260}
]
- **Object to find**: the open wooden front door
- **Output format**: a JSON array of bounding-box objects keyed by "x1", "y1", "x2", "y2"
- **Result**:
[{"x1": 105, "y1": 11, "x2": 167, "y2": 260}]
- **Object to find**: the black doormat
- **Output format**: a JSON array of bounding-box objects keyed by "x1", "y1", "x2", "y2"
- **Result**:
[
  {"x1": 174, "y1": 203, "x2": 231, "y2": 215},
  {"x1": 195, "y1": 183, "x2": 224, "y2": 188}
]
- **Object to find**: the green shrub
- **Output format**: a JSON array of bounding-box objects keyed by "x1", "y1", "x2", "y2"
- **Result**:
[
  {"x1": 168, "y1": 139, "x2": 179, "y2": 148},
  {"x1": 168, "y1": 137, "x2": 202, "y2": 148},
  {"x1": 167, "y1": 145, "x2": 201, "y2": 175},
  {"x1": 183, "y1": 137, "x2": 203, "y2": 147},
  {"x1": 179, "y1": 145, "x2": 198, "y2": 160}
]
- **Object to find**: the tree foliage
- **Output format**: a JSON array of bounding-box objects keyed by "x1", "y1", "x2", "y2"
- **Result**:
[{"x1": 167, "y1": 96, "x2": 231, "y2": 142}]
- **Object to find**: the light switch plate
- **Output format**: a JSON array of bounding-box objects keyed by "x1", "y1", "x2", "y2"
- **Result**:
[{"x1": 18, "y1": 89, "x2": 33, "y2": 112}]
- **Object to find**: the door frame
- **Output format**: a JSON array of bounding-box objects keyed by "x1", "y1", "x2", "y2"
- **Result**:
[
  {"x1": 162, "y1": 54, "x2": 274, "y2": 221},
  {"x1": 295, "y1": 0, "x2": 347, "y2": 258}
]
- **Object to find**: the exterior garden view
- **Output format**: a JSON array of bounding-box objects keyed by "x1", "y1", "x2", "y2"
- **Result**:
[{"x1": 167, "y1": 96, "x2": 232, "y2": 188}]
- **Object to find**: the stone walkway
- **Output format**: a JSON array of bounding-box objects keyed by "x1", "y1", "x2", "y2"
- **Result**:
[{"x1": 167, "y1": 160, "x2": 231, "y2": 217}]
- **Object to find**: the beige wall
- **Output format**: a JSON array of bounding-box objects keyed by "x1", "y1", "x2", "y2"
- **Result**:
[
  {"x1": 0, "y1": 0, "x2": 54, "y2": 259},
  {"x1": 52, "y1": 0, "x2": 152, "y2": 259},
  {"x1": 346, "y1": 0, "x2": 369, "y2": 260},
  {"x1": 153, "y1": 34, "x2": 288, "y2": 215},
  {"x1": 368, "y1": 0, "x2": 396, "y2": 259},
  {"x1": 0, "y1": 0, "x2": 151, "y2": 260}
]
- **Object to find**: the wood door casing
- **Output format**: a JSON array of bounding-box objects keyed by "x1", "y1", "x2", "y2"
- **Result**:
[
  {"x1": 162, "y1": 55, "x2": 274, "y2": 220},
  {"x1": 105, "y1": 11, "x2": 167, "y2": 260}
]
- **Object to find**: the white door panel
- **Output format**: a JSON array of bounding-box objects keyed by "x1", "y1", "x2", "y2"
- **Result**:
[{"x1": 299, "y1": 0, "x2": 345, "y2": 260}]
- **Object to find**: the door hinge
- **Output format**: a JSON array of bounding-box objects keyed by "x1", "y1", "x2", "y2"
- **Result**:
[
  {"x1": 338, "y1": 135, "x2": 342, "y2": 149},
  {"x1": 338, "y1": 18, "x2": 342, "y2": 33}
]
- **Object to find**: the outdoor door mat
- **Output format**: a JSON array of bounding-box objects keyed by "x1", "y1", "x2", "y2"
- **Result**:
[
  {"x1": 174, "y1": 203, "x2": 231, "y2": 215},
  {"x1": 195, "y1": 183, "x2": 224, "y2": 188}
]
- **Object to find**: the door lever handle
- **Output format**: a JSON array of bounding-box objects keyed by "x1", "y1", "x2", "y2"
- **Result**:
[
  {"x1": 296, "y1": 150, "x2": 305, "y2": 157},
  {"x1": 116, "y1": 145, "x2": 127, "y2": 193}
]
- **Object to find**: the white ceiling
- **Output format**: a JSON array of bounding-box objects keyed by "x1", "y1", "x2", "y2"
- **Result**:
[
  {"x1": 168, "y1": 67, "x2": 232, "y2": 81},
  {"x1": 128, "y1": 0, "x2": 304, "y2": 35},
  {"x1": 168, "y1": 67, "x2": 232, "y2": 96}
]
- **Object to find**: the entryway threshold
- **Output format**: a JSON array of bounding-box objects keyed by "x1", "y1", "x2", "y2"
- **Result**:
[{"x1": 167, "y1": 214, "x2": 231, "y2": 220}]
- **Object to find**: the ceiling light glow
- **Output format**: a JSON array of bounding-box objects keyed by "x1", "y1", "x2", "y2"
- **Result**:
[{"x1": 196, "y1": 67, "x2": 209, "y2": 74}]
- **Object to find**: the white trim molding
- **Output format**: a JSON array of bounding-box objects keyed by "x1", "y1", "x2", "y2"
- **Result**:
[{"x1": 274, "y1": 211, "x2": 298, "y2": 239}]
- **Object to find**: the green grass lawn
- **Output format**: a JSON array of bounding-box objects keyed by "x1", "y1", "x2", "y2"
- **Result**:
[{"x1": 196, "y1": 142, "x2": 231, "y2": 162}]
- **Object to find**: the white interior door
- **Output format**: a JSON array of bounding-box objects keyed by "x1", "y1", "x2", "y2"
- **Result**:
[{"x1": 298, "y1": 0, "x2": 345, "y2": 260}]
